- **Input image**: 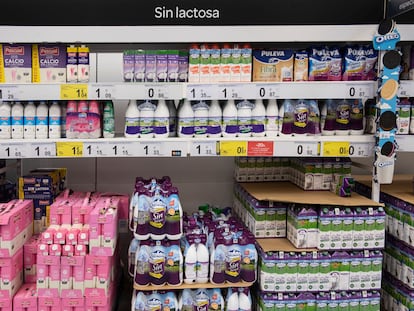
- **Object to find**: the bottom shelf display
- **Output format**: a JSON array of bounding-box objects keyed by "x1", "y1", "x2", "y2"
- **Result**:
[{"x1": 131, "y1": 287, "x2": 252, "y2": 311}]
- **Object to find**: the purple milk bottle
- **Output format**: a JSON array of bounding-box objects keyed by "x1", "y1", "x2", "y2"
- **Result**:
[
  {"x1": 134, "y1": 243, "x2": 150, "y2": 286},
  {"x1": 224, "y1": 236, "x2": 241, "y2": 283},
  {"x1": 149, "y1": 242, "x2": 166, "y2": 286},
  {"x1": 149, "y1": 191, "x2": 167, "y2": 239},
  {"x1": 240, "y1": 234, "x2": 257, "y2": 283},
  {"x1": 280, "y1": 99, "x2": 294, "y2": 135},
  {"x1": 293, "y1": 99, "x2": 309, "y2": 135},
  {"x1": 166, "y1": 186, "x2": 183, "y2": 240},
  {"x1": 210, "y1": 236, "x2": 226, "y2": 284},
  {"x1": 134, "y1": 187, "x2": 151, "y2": 240},
  {"x1": 166, "y1": 240, "x2": 183, "y2": 285},
  {"x1": 335, "y1": 99, "x2": 351, "y2": 135}
]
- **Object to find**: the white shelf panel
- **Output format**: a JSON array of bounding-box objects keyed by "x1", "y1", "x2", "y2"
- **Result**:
[
  {"x1": 0, "y1": 136, "x2": 375, "y2": 159},
  {"x1": 0, "y1": 83, "x2": 185, "y2": 101},
  {"x1": 395, "y1": 135, "x2": 414, "y2": 152},
  {"x1": 0, "y1": 25, "x2": 382, "y2": 43},
  {"x1": 399, "y1": 80, "x2": 414, "y2": 97},
  {"x1": 186, "y1": 81, "x2": 376, "y2": 100},
  {"x1": 0, "y1": 81, "x2": 374, "y2": 101}
]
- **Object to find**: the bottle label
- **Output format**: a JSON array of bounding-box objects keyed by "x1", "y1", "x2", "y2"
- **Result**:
[
  {"x1": 251, "y1": 115, "x2": 266, "y2": 133},
  {"x1": 11, "y1": 116, "x2": 22, "y2": 126},
  {"x1": 125, "y1": 117, "x2": 140, "y2": 135},
  {"x1": 35, "y1": 116, "x2": 48, "y2": 126},
  {"x1": 336, "y1": 104, "x2": 350, "y2": 125},
  {"x1": 149, "y1": 249, "x2": 165, "y2": 280},
  {"x1": 223, "y1": 116, "x2": 238, "y2": 134},
  {"x1": 150, "y1": 203, "x2": 166, "y2": 229},
  {"x1": 24, "y1": 116, "x2": 35, "y2": 126},
  {"x1": 153, "y1": 116, "x2": 169, "y2": 135},
  {"x1": 226, "y1": 248, "x2": 241, "y2": 277},
  {"x1": 179, "y1": 117, "x2": 194, "y2": 135},
  {"x1": 293, "y1": 105, "x2": 309, "y2": 128},
  {"x1": 49, "y1": 116, "x2": 61, "y2": 126}
]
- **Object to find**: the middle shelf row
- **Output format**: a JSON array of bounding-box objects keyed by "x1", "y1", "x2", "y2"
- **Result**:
[
  {"x1": 0, "y1": 81, "x2": 389, "y2": 101},
  {"x1": 0, "y1": 136, "x2": 376, "y2": 159},
  {"x1": 2, "y1": 80, "x2": 414, "y2": 101}
]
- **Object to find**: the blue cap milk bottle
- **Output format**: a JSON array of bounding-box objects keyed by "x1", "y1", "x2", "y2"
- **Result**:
[{"x1": 134, "y1": 243, "x2": 150, "y2": 286}]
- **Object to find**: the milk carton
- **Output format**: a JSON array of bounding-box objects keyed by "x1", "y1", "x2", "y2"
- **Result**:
[
  {"x1": 210, "y1": 44, "x2": 221, "y2": 82},
  {"x1": 178, "y1": 50, "x2": 189, "y2": 82},
  {"x1": 32, "y1": 44, "x2": 66, "y2": 83},
  {"x1": 145, "y1": 50, "x2": 157, "y2": 82},
  {"x1": 287, "y1": 205, "x2": 318, "y2": 248},
  {"x1": 220, "y1": 44, "x2": 232, "y2": 82},
  {"x1": 66, "y1": 45, "x2": 78, "y2": 83},
  {"x1": 1, "y1": 44, "x2": 32, "y2": 83},
  {"x1": 167, "y1": 50, "x2": 179, "y2": 82},
  {"x1": 252, "y1": 50, "x2": 293, "y2": 82},
  {"x1": 188, "y1": 45, "x2": 200, "y2": 82},
  {"x1": 240, "y1": 44, "x2": 252, "y2": 82},
  {"x1": 156, "y1": 50, "x2": 168, "y2": 82},
  {"x1": 77, "y1": 45, "x2": 90, "y2": 83},
  {"x1": 259, "y1": 252, "x2": 275, "y2": 291},
  {"x1": 230, "y1": 45, "x2": 242, "y2": 82},
  {"x1": 199, "y1": 46, "x2": 211, "y2": 83},
  {"x1": 134, "y1": 50, "x2": 146, "y2": 82}
]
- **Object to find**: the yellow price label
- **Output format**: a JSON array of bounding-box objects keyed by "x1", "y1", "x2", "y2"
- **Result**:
[
  {"x1": 323, "y1": 141, "x2": 351, "y2": 156},
  {"x1": 60, "y1": 84, "x2": 88, "y2": 100},
  {"x1": 56, "y1": 142, "x2": 83, "y2": 157},
  {"x1": 220, "y1": 141, "x2": 247, "y2": 156}
]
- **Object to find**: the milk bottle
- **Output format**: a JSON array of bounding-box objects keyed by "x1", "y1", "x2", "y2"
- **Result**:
[
  {"x1": 265, "y1": 99, "x2": 279, "y2": 136},
  {"x1": 222, "y1": 100, "x2": 238, "y2": 137},
  {"x1": 125, "y1": 100, "x2": 140, "y2": 137},
  {"x1": 23, "y1": 101, "x2": 36, "y2": 139},
  {"x1": 251, "y1": 99, "x2": 266, "y2": 137},
  {"x1": 11, "y1": 101, "x2": 24, "y2": 139},
  {"x1": 208, "y1": 100, "x2": 222, "y2": 137},
  {"x1": 48, "y1": 101, "x2": 62, "y2": 139},
  {"x1": 178, "y1": 99, "x2": 194, "y2": 137},
  {"x1": 0, "y1": 101, "x2": 11, "y2": 139}
]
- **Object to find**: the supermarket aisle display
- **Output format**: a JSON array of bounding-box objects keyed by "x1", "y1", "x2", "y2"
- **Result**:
[
  {"x1": 129, "y1": 176, "x2": 255, "y2": 311},
  {"x1": 7, "y1": 166, "x2": 130, "y2": 311},
  {"x1": 355, "y1": 177, "x2": 414, "y2": 311},
  {"x1": 231, "y1": 166, "x2": 384, "y2": 311},
  {"x1": 0, "y1": 200, "x2": 33, "y2": 310}
]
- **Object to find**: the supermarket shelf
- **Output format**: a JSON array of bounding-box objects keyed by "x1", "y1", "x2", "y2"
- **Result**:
[
  {"x1": 134, "y1": 281, "x2": 254, "y2": 291},
  {"x1": 0, "y1": 135, "x2": 375, "y2": 159},
  {"x1": 186, "y1": 81, "x2": 375, "y2": 100},
  {"x1": 0, "y1": 81, "x2": 375, "y2": 101}
]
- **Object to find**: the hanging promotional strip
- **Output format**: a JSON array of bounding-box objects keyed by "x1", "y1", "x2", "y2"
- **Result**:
[{"x1": 373, "y1": 19, "x2": 401, "y2": 184}]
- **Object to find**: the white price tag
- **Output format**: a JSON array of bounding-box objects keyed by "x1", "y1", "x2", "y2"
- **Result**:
[
  {"x1": 83, "y1": 142, "x2": 140, "y2": 157},
  {"x1": 0, "y1": 85, "x2": 20, "y2": 101},
  {"x1": 143, "y1": 84, "x2": 169, "y2": 100},
  {"x1": 274, "y1": 141, "x2": 319, "y2": 157},
  {"x1": 398, "y1": 81, "x2": 414, "y2": 97},
  {"x1": 140, "y1": 142, "x2": 164, "y2": 156},
  {"x1": 31, "y1": 142, "x2": 56, "y2": 157},
  {"x1": 346, "y1": 83, "x2": 371, "y2": 98},
  {"x1": 255, "y1": 84, "x2": 280, "y2": 99},
  {"x1": 218, "y1": 84, "x2": 246, "y2": 100},
  {"x1": 0, "y1": 143, "x2": 27, "y2": 158},
  {"x1": 89, "y1": 84, "x2": 115, "y2": 100},
  {"x1": 190, "y1": 141, "x2": 217, "y2": 156},
  {"x1": 83, "y1": 142, "x2": 105, "y2": 157},
  {"x1": 186, "y1": 84, "x2": 215, "y2": 100},
  {"x1": 295, "y1": 142, "x2": 319, "y2": 156},
  {"x1": 348, "y1": 143, "x2": 371, "y2": 157}
]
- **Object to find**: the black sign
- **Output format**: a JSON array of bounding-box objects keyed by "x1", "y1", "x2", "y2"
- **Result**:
[
  {"x1": 387, "y1": 0, "x2": 414, "y2": 17},
  {"x1": 2, "y1": 0, "x2": 384, "y2": 26}
]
